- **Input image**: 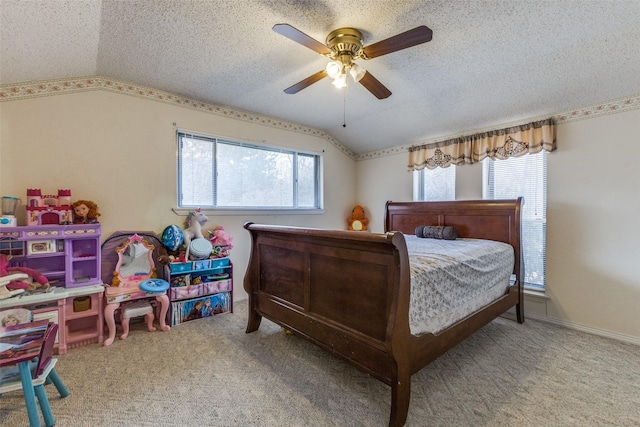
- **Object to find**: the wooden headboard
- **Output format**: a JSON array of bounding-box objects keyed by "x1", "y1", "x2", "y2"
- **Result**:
[
  {"x1": 385, "y1": 198, "x2": 523, "y2": 244},
  {"x1": 385, "y1": 198, "x2": 523, "y2": 278}
]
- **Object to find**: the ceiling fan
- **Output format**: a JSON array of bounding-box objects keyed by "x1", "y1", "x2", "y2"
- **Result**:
[{"x1": 273, "y1": 23, "x2": 433, "y2": 99}]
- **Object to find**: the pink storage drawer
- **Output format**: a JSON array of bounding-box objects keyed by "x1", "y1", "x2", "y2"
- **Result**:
[
  {"x1": 203, "y1": 279, "x2": 232, "y2": 294},
  {"x1": 170, "y1": 284, "x2": 203, "y2": 301}
]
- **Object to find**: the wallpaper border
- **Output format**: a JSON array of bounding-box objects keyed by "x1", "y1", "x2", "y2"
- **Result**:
[
  {"x1": 2, "y1": 76, "x2": 639, "y2": 162},
  {"x1": 357, "y1": 93, "x2": 640, "y2": 161},
  {"x1": 0, "y1": 76, "x2": 355, "y2": 160}
]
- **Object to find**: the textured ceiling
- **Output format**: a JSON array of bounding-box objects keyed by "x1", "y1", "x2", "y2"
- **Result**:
[{"x1": 1, "y1": 0, "x2": 640, "y2": 155}]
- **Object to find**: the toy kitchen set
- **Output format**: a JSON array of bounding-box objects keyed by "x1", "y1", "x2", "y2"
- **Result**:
[
  {"x1": 0, "y1": 190, "x2": 104, "y2": 354},
  {"x1": 1, "y1": 195, "x2": 20, "y2": 227}
]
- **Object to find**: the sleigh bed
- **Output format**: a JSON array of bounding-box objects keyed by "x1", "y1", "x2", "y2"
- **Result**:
[{"x1": 243, "y1": 198, "x2": 524, "y2": 427}]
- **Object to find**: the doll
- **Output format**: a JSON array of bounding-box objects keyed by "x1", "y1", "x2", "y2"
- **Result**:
[
  {"x1": 1, "y1": 314, "x2": 20, "y2": 327},
  {"x1": 72, "y1": 200, "x2": 101, "y2": 224}
]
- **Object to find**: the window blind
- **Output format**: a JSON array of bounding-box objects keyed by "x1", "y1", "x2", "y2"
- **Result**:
[{"x1": 484, "y1": 151, "x2": 547, "y2": 290}]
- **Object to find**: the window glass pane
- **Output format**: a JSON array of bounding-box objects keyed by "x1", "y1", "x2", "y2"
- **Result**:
[
  {"x1": 297, "y1": 154, "x2": 317, "y2": 208},
  {"x1": 484, "y1": 152, "x2": 547, "y2": 290},
  {"x1": 413, "y1": 166, "x2": 456, "y2": 201},
  {"x1": 217, "y1": 143, "x2": 293, "y2": 207},
  {"x1": 177, "y1": 131, "x2": 320, "y2": 210},
  {"x1": 179, "y1": 136, "x2": 214, "y2": 206}
]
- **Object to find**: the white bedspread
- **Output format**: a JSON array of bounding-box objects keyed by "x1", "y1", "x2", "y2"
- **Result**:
[{"x1": 405, "y1": 236, "x2": 514, "y2": 335}]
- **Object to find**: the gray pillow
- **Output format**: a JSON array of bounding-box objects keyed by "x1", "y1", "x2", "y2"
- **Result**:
[{"x1": 415, "y1": 225, "x2": 458, "y2": 240}]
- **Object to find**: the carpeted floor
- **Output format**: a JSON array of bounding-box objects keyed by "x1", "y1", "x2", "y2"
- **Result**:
[{"x1": 1, "y1": 300, "x2": 639, "y2": 427}]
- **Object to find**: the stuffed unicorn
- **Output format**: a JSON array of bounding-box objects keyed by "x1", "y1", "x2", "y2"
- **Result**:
[{"x1": 183, "y1": 208, "x2": 209, "y2": 248}]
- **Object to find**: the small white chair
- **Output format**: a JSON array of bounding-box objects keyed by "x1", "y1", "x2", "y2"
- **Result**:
[{"x1": 120, "y1": 300, "x2": 156, "y2": 340}]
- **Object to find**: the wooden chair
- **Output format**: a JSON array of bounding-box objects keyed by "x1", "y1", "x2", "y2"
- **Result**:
[{"x1": 0, "y1": 323, "x2": 69, "y2": 427}]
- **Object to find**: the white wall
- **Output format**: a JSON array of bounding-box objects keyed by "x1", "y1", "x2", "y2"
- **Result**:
[
  {"x1": 358, "y1": 109, "x2": 640, "y2": 343},
  {"x1": 546, "y1": 110, "x2": 640, "y2": 340},
  {"x1": 0, "y1": 90, "x2": 357, "y2": 300},
  {"x1": 355, "y1": 153, "x2": 412, "y2": 232}
]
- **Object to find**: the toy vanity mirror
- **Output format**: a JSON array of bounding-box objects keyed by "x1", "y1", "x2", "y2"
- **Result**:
[{"x1": 112, "y1": 234, "x2": 156, "y2": 287}]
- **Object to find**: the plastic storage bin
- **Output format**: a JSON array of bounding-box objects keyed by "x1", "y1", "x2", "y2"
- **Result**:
[
  {"x1": 170, "y1": 284, "x2": 203, "y2": 301},
  {"x1": 169, "y1": 262, "x2": 192, "y2": 273},
  {"x1": 170, "y1": 292, "x2": 231, "y2": 326}
]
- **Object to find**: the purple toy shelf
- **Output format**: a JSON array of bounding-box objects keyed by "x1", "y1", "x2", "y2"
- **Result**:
[{"x1": 0, "y1": 224, "x2": 101, "y2": 288}]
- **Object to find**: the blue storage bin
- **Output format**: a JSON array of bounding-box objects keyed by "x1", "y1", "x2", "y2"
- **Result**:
[
  {"x1": 210, "y1": 257, "x2": 230, "y2": 268},
  {"x1": 169, "y1": 262, "x2": 193, "y2": 273},
  {"x1": 193, "y1": 259, "x2": 211, "y2": 270}
]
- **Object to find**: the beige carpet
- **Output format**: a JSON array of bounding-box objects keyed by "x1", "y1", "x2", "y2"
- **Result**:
[{"x1": 1, "y1": 300, "x2": 639, "y2": 427}]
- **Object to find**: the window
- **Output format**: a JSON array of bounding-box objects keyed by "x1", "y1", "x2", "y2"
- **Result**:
[
  {"x1": 413, "y1": 166, "x2": 456, "y2": 201},
  {"x1": 177, "y1": 131, "x2": 322, "y2": 210},
  {"x1": 483, "y1": 151, "x2": 547, "y2": 291}
]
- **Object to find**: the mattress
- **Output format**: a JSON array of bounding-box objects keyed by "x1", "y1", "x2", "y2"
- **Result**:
[{"x1": 405, "y1": 236, "x2": 514, "y2": 335}]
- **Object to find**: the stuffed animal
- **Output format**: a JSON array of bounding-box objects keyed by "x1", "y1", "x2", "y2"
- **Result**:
[
  {"x1": 347, "y1": 205, "x2": 369, "y2": 231},
  {"x1": 183, "y1": 208, "x2": 208, "y2": 248},
  {"x1": 0, "y1": 254, "x2": 50, "y2": 292},
  {"x1": 156, "y1": 245, "x2": 187, "y2": 265},
  {"x1": 208, "y1": 226, "x2": 233, "y2": 257}
]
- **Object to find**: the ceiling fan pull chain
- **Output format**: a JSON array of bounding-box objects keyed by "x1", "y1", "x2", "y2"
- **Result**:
[{"x1": 343, "y1": 84, "x2": 347, "y2": 127}]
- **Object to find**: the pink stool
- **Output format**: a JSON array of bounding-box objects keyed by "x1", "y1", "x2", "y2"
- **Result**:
[{"x1": 120, "y1": 301, "x2": 155, "y2": 340}]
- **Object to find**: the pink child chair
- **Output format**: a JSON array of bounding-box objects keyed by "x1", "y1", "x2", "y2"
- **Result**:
[{"x1": 120, "y1": 301, "x2": 156, "y2": 340}]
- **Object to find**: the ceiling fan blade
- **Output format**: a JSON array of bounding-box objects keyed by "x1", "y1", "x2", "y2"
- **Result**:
[
  {"x1": 358, "y1": 71, "x2": 392, "y2": 99},
  {"x1": 361, "y1": 26, "x2": 433, "y2": 59},
  {"x1": 284, "y1": 70, "x2": 328, "y2": 94},
  {"x1": 273, "y1": 24, "x2": 332, "y2": 55}
]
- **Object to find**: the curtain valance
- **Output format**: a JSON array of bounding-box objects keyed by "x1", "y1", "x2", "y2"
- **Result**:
[{"x1": 408, "y1": 118, "x2": 556, "y2": 171}]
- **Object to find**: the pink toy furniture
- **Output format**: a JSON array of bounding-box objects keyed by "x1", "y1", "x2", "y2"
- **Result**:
[
  {"x1": 0, "y1": 224, "x2": 104, "y2": 354},
  {"x1": 120, "y1": 301, "x2": 155, "y2": 339},
  {"x1": 25, "y1": 189, "x2": 73, "y2": 226},
  {"x1": 103, "y1": 234, "x2": 169, "y2": 346}
]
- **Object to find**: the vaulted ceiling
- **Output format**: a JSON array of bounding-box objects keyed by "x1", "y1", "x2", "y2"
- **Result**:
[{"x1": 2, "y1": 0, "x2": 639, "y2": 155}]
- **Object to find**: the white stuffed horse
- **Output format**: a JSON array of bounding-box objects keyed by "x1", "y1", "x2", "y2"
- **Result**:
[{"x1": 183, "y1": 208, "x2": 209, "y2": 248}]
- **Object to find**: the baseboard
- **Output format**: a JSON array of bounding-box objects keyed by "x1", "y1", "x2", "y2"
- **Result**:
[{"x1": 526, "y1": 312, "x2": 640, "y2": 346}]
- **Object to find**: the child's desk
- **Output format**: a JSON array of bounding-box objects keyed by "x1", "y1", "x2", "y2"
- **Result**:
[{"x1": 0, "y1": 319, "x2": 50, "y2": 427}]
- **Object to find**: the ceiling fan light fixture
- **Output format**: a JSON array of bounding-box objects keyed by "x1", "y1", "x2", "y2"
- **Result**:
[
  {"x1": 349, "y1": 63, "x2": 366, "y2": 82},
  {"x1": 326, "y1": 60, "x2": 343, "y2": 79},
  {"x1": 332, "y1": 73, "x2": 347, "y2": 88},
  {"x1": 274, "y1": 23, "x2": 432, "y2": 99}
]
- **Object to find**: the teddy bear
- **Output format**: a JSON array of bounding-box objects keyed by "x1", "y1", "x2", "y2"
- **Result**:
[
  {"x1": 347, "y1": 205, "x2": 369, "y2": 231},
  {"x1": 156, "y1": 245, "x2": 187, "y2": 265},
  {"x1": 0, "y1": 254, "x2": 50, "y2": 293}
]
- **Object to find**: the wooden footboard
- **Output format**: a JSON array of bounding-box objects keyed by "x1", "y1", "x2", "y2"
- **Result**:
[
  {"x1": 243, "y1": 225, "x2": 411, "y2": 384},
  {"x1": 243, "y1": 198, "x2": 523, "y2": 427}
]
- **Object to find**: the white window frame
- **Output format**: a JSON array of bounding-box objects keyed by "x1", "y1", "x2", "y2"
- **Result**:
[
  {"x1": 483, "y1": 151, "x2": 547, "y2": 291},
  {"x1": 413, "y1": 166, "x2": 456, "y2": 201},
  {"x1": 176, "y1": 130, "x2": 324, "y2": 215}
]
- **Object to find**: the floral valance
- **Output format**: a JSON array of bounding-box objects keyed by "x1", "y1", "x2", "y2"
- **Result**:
[{"x1": 408, "y1": 118, "x2": 556, "y2": 171}]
